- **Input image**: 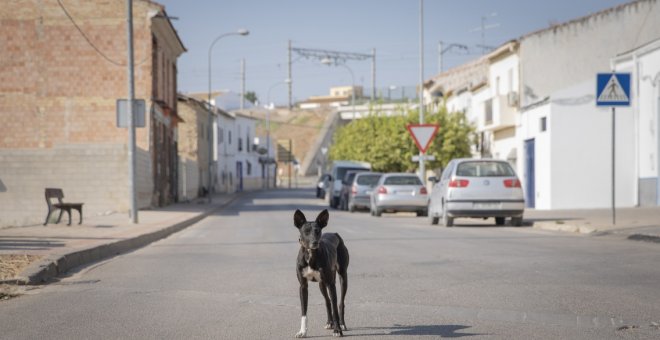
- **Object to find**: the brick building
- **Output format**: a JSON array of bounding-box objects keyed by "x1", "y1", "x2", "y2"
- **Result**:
[{"x1": 0, "y1": 0, "x2": 185, "y2": 227}]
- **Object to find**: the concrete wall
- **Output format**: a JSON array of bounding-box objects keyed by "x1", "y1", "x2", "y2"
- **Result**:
[
  {"x1": 549, "y1": 80, "x2": 636, "y2": 209},
  {"x1": 519, "y1": 102, "x2": 552, "y2": 209},
  {"x1": 520, "y1": 0, "x2": 660, "y2": 107}
]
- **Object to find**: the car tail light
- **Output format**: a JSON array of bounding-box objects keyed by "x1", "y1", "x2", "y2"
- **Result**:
[
  {"x1": 351, "y1": 185, "x2": 357, "y2": 195},
  {"x1": 448, "y1": 179, "x2": 469, "y2": 188},
  {"x1": 377, "y1": 186, "x2": 387, "y2": 194},
  {"x1": 419, "y1": 187, "x2": 428, "y2": 195},
  {"x1": 504, "y1": 179, "x2": 522, "y2": 188}
]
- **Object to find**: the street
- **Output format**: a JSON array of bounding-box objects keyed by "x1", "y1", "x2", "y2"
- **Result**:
[{"x1": 1, "y1": 189, "x2": 659, "y2": 339}]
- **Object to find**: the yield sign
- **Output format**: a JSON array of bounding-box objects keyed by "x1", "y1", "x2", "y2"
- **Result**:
[{"x1": 407, "y1": 124, "x2": 439, "y2": 153}]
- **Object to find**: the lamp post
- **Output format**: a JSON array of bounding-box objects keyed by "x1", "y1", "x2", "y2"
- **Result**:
[
  {"x1": 206, "y1": 28, "x2": 249, "y2": 203},
  {"x1": 265, "y1": 78, "x2": 291, "y2": 189},
  {"x1": 322, "y1": 58, "x2": 356, "y2": 120},
  {"x1": 419, "y1": 0, "x2": 425, "y2": 182}
]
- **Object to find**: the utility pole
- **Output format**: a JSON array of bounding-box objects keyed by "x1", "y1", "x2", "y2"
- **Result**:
[
  {"x1": 240, "y1": 58, "x2": 245, "y2": 110},
  {"x1": 418, "y1": 0, "x2": 425, "y2": 182},
  {"x1": 126, "y1": 0, "x2": 137, "y2": 223},
  {"x1": 288, "y1": 40, "x2": 293, "y2": 110},
  {"x1": 470, "y1": 13, "x2": 499, "y2": 55},
  {"x1": 372, "y1": 48, "x2": 376, "y2": 101}
]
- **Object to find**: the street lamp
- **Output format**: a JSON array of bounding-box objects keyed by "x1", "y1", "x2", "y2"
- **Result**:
[
  {"x1": 264, "y1": 78, "x2": 291, "y2": 189},
  {"x1": 206, "y1": 28, "x2": 249, "y2": 203},
  {"x1": 321, "y1": 58, "x2": 356, "y2": 120}
]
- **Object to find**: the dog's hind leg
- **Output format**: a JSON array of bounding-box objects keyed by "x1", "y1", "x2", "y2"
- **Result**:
[
  {"x1": 336, "y1": 234, "x2": 349, "y2": 331},
  {"x1": 319, "y1": 283, "x2": 333, "y2": 330},
  {"x1": 327, "y1": 283, "x2": 343, "y2": 337},
  {"x1": 338, "y1": 269, "x2": 348, "y2": 331}
]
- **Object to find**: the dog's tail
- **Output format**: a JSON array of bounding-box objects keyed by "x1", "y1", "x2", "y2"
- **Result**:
[{"x1": 335, "y1": 233, "x2": 349, "y2": 271}]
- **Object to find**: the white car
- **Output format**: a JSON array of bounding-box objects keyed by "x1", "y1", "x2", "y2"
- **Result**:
[
  {"x1": 428, "y1": 159, "x2": 525, "y2": 227},
  {"x1": 370, "y1": 173, "x2": 428, "y2": 217}
]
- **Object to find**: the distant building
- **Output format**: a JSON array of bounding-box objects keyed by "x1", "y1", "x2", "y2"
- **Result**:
[
  {"x1": 177, "y1": 94, "x2": 212, "y2": 201},
  {"x1": 299, "y1": 85, "x2": 363, "y2": 109},
  {"x1": 0, "y1": 0, "x2": 185, "y2": 227}
]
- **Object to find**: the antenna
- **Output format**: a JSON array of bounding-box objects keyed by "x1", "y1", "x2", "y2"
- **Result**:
[{"x1": 469, "y1": 12, "x2": 500, "y2": 55}]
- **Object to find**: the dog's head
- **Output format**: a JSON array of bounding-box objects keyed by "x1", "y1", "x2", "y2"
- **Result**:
[{"x1": 294, "y1": 209, "x2": 329, "y2": 250}]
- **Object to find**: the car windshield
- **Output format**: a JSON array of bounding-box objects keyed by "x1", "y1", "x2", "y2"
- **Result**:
[
  {"x1": 383, "y1": 176, "x2": 422, "y2": 185},
  {"x1": 336, "y1": 167, "x2": 367, "y2": 181},
  {"x1": 455, "y1": 161, "x2": 515, "y2": 177},
  {"x1": 356, "y1": 174, "x2": 381, "y2": 186}
]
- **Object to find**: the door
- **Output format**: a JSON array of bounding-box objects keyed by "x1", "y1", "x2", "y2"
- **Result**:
[
  {"x1": 524, "y1": 139, "x2": 535, "y2": 208},
  {"x1": 236, "y1": 161, "x2": 243, "y2": 192}
]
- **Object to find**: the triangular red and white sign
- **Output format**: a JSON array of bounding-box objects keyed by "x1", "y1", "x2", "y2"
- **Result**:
[{"x1": 407, "y1": 124, "x2": 439, "y2": 153}]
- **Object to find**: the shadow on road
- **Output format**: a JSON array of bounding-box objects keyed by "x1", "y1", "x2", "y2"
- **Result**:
[
  {"x1": 213, "y1": 189, "x2": 326, "y2": 216},
  {"x1": 353, "y1": 324, "x2": 482, "y2": 337}
]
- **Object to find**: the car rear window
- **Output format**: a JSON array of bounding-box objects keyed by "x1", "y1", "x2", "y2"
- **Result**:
[
  {"x1": 356, "y1": 174, "x2": 381, "y2": 186},
  {"x1": 455, "y1": 161, "x2": 515, "y2": 177},
  {"x1": 383, "y1": 176, "x2": 422, "y2": 185}
]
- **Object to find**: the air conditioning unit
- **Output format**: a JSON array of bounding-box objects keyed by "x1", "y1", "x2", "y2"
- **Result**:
[{"x1": 507, "y1": 91, "x2": 519, "y2": 107}]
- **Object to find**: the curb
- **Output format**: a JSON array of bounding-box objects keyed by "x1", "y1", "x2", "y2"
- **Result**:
[
  {"x1": 532, "y1": 222, "x2": 596, "y2": 235},
  {"x1": 5, "y1": 194, "x2": 241, "y2": 285}
]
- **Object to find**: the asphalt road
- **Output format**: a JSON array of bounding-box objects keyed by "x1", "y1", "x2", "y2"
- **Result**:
[{"x1": 1, "y1": 189, "x2": 659, "y2": 339}]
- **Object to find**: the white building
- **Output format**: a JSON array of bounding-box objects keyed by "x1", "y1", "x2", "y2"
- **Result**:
[{"x1": 518, "y1": 0, "x2": 660, "y2": 209}]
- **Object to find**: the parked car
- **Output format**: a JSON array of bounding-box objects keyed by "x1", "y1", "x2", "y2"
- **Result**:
[
  {"x1": 316, "y1": 173, "x2": 331, "y2": 198},
  {"x1": 338, "y1": 170, "x2": 368, "y2": 210},
  {"x1": 428, "y1": 158, "x2": 525, "y2": 227},
  {"x1": 327, "y1": 160, "x2": 371, "y2": 209},
  {"x1": 347, "y1": 172, "x2": 382, "y2": 212},
  {"x1": 370, "y1": 173, "x2": 428, "y2": 217}
]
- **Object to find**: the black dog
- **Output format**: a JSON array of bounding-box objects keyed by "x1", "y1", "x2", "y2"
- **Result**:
[{"x1": 294, "y1": 209, "x2": 349, "y2": 338}]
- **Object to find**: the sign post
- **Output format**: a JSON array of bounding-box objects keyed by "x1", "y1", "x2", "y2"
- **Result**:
[
  {"x1": 596, "y1": 72, "x2": 631, "y2": 225},
  {"x1": 407, "y1": 124, "x2": 439, "y2": 180}
]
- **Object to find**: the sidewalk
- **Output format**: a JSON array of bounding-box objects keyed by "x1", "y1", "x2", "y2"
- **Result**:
[
  {"x1": 0, "y1": 193, "x2": 240, "y2": 285},
  {"x1": 525, "y1": 206, "x2": 660, "y2": 242}
]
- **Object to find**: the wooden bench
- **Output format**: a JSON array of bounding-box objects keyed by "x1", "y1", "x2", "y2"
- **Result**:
[{"x1": 43, "y1": 188, "x2": 84, "y2": 226}]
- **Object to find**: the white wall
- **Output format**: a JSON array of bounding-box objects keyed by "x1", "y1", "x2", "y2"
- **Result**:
[
  {"x1": 519, "y1": 102, "x2": 552, "y2": 209},
  {"x1": 549, "y1": 80, "x2": 636, "y2": 209}
]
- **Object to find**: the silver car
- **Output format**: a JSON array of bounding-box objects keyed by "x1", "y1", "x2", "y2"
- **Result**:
[
  {"x1": 347, "y1": 172, "x2": 382, "y2": 212},
  {"x1": 428, "y1": 159, "x2": 525, "y2": 227},
  {"x1": 370, "y1": 173, "x2": 428, "y2": 217}
]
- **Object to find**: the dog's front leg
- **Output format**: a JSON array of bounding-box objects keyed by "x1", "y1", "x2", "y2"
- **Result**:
[
  {"x1": 295, "y1": 280, "x2": 309, "y2": 338},
  {"x1": 327, "y1": 283, "x2": 343, "y2": 337}
]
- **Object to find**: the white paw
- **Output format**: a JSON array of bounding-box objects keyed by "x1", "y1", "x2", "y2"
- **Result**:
[
  {"x1": 341, "y1": 325, "x2": 348, "y2": 331},
  {"x1": 295, "y1": 331, "x2": 306, "y2": 338},
  {"x1": 324, "y1": 323, "x2": 333, "y2": 330}
]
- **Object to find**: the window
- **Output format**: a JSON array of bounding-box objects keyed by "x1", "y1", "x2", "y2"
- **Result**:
[
  {"x1": 247, "y1": 161, "x2": 252, "y2": 175},
  {"x1": 218, "y1": 127, "x2": 223, "y2": 144},
  {"x1": 540, "y1": 117, "x2": 547, "y2": 132},
  {"x1": 484, "y1": 99, "x2": 493, "y2": 125},
  {"x1": 456, "y1": 161, "x2": 515, "y2": 177},
  {"x1": 228, "y1": 131, "x2": 232, "y2": 145},
  {"x1": 238, "y1": 137, "x2": 243, "y2": 152},
  {"x1": 384, "y1": 176, "x2": 422, "y2": 185}
]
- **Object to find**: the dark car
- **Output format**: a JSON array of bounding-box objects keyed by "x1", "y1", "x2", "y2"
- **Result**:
[{"x1": 338, "y1": 170, "x2": 367, "y2": 210}]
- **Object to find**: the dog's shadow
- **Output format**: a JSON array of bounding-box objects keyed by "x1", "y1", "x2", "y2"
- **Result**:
[{"x1": 351, "y1": 324, "x2": 483, "y2": 337}]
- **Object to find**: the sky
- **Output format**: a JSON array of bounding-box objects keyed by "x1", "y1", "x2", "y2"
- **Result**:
[{"x1": 157, "y1": 0, "x2": 632, "y2": 107}]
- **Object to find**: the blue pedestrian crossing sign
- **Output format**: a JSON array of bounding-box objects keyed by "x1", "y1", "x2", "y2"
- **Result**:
[{"x1": 596, "y1": 73, "x2": 631, "y2": 106}]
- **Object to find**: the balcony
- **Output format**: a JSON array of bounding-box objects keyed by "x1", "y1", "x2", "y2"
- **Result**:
[{"x1": 483, "y1": 92, "x2": 518, "y2": 132}]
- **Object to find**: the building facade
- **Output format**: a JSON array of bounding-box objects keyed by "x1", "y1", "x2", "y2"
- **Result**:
[{"x1": 0, "y1": 0, "x2": 185, "y2": 227}]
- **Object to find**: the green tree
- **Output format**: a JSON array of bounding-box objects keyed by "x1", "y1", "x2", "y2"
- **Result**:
[
  {"x1": 329, "y1": 105, "x2": 475, "y2": 172},
  {"x1": 245, "y1": 91, "x2": 258, "y2": 104}
]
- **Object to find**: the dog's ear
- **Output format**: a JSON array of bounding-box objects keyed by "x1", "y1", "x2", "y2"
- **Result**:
[
  {"x1": 294, "y1": 209, "x2": 306, "y2": 229},
  {"x1": 316, "y1": 209, "x2": 329, "y2": 229}
]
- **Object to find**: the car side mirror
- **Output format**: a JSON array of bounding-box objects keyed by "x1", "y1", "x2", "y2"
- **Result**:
[{"x1": 428, "y1": 176, "x2": 438, "y2": 183}]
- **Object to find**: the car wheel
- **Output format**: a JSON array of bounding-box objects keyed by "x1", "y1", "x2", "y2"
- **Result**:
[
  {"x1": 349, "y1": 204, "x2": 355, "y2": 213},
  {"x1": 441, "y1": 205, "x2": 453, "y2": 227},
  {"x1": 416, "y1": 209, "x2": 427, "y2": 217},
  {"x1": 429, "y1": 214, "x2": 439, "y2": 225},
  {"x1": 375, "y1": 207, "x2": 382, "y2": 217},
  {"x1": 495, "y1": 217, "x2": 505, "y2": 226},
  {"x1": 511, "y1": 216, "x2": 523, "y2": 227}
]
